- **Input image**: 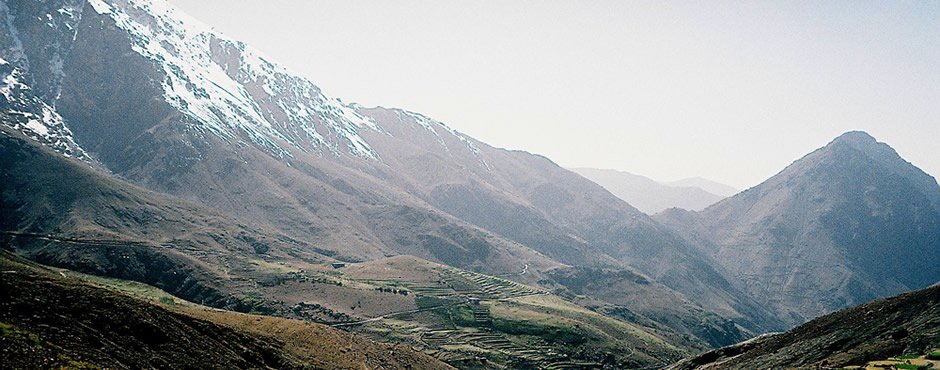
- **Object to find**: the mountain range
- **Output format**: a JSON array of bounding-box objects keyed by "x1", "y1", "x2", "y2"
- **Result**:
[
  {"x1": 1, "y1": 0, "x2": 938, "y2": 368},
  {"x1": 570, "y1": 168, "x2": 736, "y2": 214}
]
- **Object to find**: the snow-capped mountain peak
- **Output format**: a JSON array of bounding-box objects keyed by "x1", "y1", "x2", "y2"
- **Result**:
[
  {"x1": 84, "y1": 0, "x2": 379, "y2": 159},
  {"x1": 2, "y1": 0, "x2": 494, "y2": 168}
]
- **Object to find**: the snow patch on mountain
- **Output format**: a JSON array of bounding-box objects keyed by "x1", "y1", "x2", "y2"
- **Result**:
[
  {"x1": 85, "y1": 0, "x2": 379, "y2": 159},
  {"x1": 376, "y1": 107, "x2": 490, "y2": 170},
  {"x1": 0, "y1": 63, "x2": 90, "y2": 161}
]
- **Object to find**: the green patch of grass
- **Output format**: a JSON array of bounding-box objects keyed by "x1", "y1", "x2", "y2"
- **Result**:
[
  {"x1": 415, "y1": 295, "x2": 455, "y2": 309},
  {"x1": 413, "y1": 296, "x2": 478, "y2": 328},
  {"x1": 491, "y1": 316, "x2": 587, "y2": 347},
  {"x1": 894, "y1": 364, "x2": 927, "y2": 370},
  {"x1": 56, "y1": 354, "x2": 100, "y2": 370},
  {"x1": 445, "y1": 304, "x2": 477, "y2": 327},
  {"x1": 64, "y1": 269, "x2": 196, "y2": 308},
  {"x1": 0, "y1": 322, "x2": 41, "y2": 346},
  {"x1": 927, "y1": 351, "x2": 940, "y2": 360},
  {"x1": 236, "y1": 291, "x2": 274, "y2": 315}
]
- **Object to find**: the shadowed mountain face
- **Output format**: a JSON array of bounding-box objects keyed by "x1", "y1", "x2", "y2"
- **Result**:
[
  {"x1": 570, "y1": 168, "x2": 730, "y2": 214},
  {"x1": 0, "y1": 125, "x2": 340, "y2": 312},
  {"x1": 658, "y1": 131, "x2": 940, "y2": 324}
]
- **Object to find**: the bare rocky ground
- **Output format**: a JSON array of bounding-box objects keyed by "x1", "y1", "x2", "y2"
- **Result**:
[{"x1": 669, "y1": 283, "x2": 940, "y2": 369}]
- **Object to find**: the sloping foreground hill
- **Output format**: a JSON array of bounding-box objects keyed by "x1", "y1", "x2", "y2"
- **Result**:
[
  {"x1": 669, "y1": 283, "x2": 940, "y2": 369},
  {"x1": 0, "y1": 251, "x2": 450, "y2": 369}
]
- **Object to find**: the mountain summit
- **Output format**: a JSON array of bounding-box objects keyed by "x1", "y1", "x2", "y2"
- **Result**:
[{"x1": 658, "y1": 130, "x2": 940, "y2": 323}]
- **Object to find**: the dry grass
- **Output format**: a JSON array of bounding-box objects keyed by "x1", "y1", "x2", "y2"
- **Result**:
[{"x1": 182, "y1": 307, "x2": 451, "y2": 370}]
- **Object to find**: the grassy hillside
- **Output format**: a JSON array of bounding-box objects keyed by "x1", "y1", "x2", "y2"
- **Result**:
[
  {"x1": 0, "y1": 251, "x2": 449, "y2": 369},
  {"x1": 327, "y1": 256, "x2": 686, "y2": 368},
  {"x1": 58, "y1": 252, "x2": 686, "y2": 369}
]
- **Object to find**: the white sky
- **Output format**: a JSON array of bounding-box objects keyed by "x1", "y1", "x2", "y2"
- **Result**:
[{"x1": 168, "y1": 0, "x2": 939, "y2": 189}]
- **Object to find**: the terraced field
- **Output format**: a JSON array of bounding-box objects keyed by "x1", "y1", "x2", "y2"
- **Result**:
[
  {"x1": 844, "y1": 351, "x2": 940, "y2": 370},
  {"x1": 332, "y1": 257, "x2": 683, "y2": 368},
  {"x1": 60, "y1": 253, "x2": 682, "y2": 368}
]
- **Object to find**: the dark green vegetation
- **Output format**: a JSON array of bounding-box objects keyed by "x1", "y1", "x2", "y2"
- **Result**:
[
  {"x1": 0, "y1": 251, "x2": 450, "y2": 369},
  {"x1": 669, "y1": 284, "x2": 940, "y2": 369}
]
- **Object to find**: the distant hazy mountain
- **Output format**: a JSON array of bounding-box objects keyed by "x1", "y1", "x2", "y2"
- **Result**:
[
  {"x1": 666, "y1": 177, "x2": 740, "y2": 198},
  {"x1": 658, "y1": 131, "x2": 940, "y2": 324},
  {"x1": 570, "y1": 168, "x2": 734, "y2": 214}
]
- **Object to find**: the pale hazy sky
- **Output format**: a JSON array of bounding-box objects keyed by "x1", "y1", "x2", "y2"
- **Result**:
[{"x1": 169, "y1": 0, "x2": 939, "y2": 189}]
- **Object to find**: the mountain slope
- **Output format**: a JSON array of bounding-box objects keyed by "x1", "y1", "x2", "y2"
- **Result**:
[
  {"x1": 658, "y1": 131, "x2": 940, "y2": 323},
  {"x1": 2, "y1": 0, "x2": 561, "y2": 276},
  {"x1": 0, "y1": 0, "x2": 783, "y2": 343},
  {"x1": 669, "y1": 283, "x2": 940, "y2": 369},
  {"x1": 0, "y1": 125, "x2": 342, "y2": 312},
  {"x1": 0, "y1": 251, "x2": 451, "y2": 370},
  {"x1": 0, "y1": 128, "x2": 696, "y2": 367},
  {"x1": 352, "y1": 107, "x2": 783, "y2": 335},
  {"x1": 0, "y1": 57, "x2": 90, "y2": 162},
  {"x1": 570, "y1": 168, "x2": 728, "y2": 214}
]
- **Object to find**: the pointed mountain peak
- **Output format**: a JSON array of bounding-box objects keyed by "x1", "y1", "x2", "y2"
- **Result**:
[
  {"x1": 822, "y1": 130, "x2": 901, "y2": 164},
  {"x1": 763, "y1": 130, "x2": 940, "y2": 212},
  {"x1": 830, "y1": 130, "x2": 877, "y2": 146}
]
